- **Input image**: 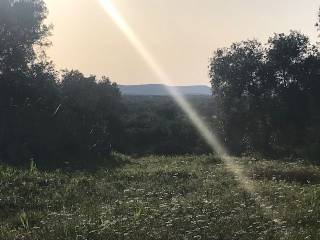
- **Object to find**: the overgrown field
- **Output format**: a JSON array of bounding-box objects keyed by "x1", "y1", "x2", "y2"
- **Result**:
[{"x1": 1, "y1": 155, "x2": 320, "y2": 240}]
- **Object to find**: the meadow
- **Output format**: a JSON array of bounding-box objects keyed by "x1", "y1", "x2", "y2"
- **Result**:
[{"x1": 1, "y1": 154, "x2": 320, "y2": 240}]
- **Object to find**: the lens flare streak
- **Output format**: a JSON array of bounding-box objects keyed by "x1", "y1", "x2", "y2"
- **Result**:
[
  {"x1": 98, "y1": 0, "x2": 226, "y2": 155},
  {"x1": 98, "y1": 0, "x2": 285, "y2": 226}
]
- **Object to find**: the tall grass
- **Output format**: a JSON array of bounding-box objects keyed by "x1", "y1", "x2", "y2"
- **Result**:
[{"x1": 1, "y1": 155, "x2": 320, "y2": 239}]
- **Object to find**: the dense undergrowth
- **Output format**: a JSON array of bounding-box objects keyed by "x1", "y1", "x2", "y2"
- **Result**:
[{"x1": 1, "y1": 154, "x2": 320, "y2": 240}]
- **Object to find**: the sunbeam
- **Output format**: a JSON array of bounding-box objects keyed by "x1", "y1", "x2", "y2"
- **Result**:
[
  {"x1": 97, "y1": 0, "x2": 285, "y2": 226},
  {"x1": 98, "y1": 0, "x2": 226, "y2": 156}
]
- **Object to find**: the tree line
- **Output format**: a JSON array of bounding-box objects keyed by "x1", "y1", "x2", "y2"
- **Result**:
[
  {"x1": 0, "y1": 0, "x2": 124, "y2": 169},
  {"x1": 0, "y1": 0, "x2": 211, "y2": 169},
  {"x1": 0, "y1": 0, "x2": 319, "y2": 169}
]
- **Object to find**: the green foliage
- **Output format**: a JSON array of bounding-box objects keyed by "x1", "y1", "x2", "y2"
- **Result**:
[
  {"x1": 0, "y1": 0, "x2": 319, "y2": 170},
  {"x1": 29, "y1": 159, "x2": 38, "y2": 174},
  {"x1": 0, "y1": 0, "x2": 123, "y2": 169},
  {"x1": 1, "y1": 155, "x2": 320, "y2": 239},
  {"x1": 0, "y1": 0, "x2": 59, "y2": 167},
  {"x1": 51, "y1": 70, "x2": 123, "y2": 169},
  {"x1": 118, "y1": 96, "x2": 213, "y2": 155},
  {"x1": 209, "y1": 31, "x2": 320, "y2": 158},
  {"x1": 19, "y1": 211, "x2": 30, "y2": 231},
  {"x1": 0, "y1": 0, "x2": 51, "y2": 72}
]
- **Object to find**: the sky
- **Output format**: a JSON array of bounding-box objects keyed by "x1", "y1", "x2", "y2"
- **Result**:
[{"x1": 45, "y1": 0, "x2": 319, "y2": 86}]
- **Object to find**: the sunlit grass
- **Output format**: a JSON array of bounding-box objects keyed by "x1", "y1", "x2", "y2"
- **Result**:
[{"x1": 1, "y1": 155, "x2": 320, "y2": 239}]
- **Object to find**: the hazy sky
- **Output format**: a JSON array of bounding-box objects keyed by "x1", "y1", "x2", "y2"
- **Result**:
[{"x1": 45, "y1": 0, "x2": 319, "y2": 86}]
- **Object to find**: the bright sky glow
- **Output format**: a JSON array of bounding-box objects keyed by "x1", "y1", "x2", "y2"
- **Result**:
[{"x1": 45, "y1": 0, "x2": 319, "y2": 85}]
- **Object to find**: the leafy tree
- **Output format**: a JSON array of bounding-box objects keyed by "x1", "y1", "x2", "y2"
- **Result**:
[
  {"x1": 0, "y1": 0, "x2": 51, "y2": 73},
  {"x1": 265, "y1": 32, "x2": 320, "y2": 153},
  {"x1": 53, "y1": 70, "x2": 123, "y2": 168},
  {"x1": 209, "y1": 40, "x2": 265, "y2": 154},
  {"x1": 0, "y1": 0, "x2": 57, "y2": 166},
  {"x1": 0, "y1": 0, "x2": 123, "y2": 169},
  {"x1": 209, "y1": 31, "x2": 320, "y2": 158}
]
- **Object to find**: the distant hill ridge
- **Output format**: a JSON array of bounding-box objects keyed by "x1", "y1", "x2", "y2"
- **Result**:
[{"x1": 119, "y1": 84, "x2": 211, "y2": 96}]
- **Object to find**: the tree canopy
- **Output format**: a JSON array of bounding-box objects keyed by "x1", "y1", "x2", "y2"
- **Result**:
[
  {"x1": 209, "y1": 31, "x2": 320, "y2": 159},
  {"x1": 0, "y1": 0, "x2": 123, "y2": 169},
  {"x1": 0, "y1": 1, "x2": 319, "y2": 169}
]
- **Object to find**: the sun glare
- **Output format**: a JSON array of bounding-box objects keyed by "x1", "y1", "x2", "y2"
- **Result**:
[{"x1": 98, "y1": 0, "x2": 285, "y2": 226}]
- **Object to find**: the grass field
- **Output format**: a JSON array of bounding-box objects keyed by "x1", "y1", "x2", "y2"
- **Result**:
[{"x1": 1, "y1": 154, "x2": 320, "y2": 240}]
